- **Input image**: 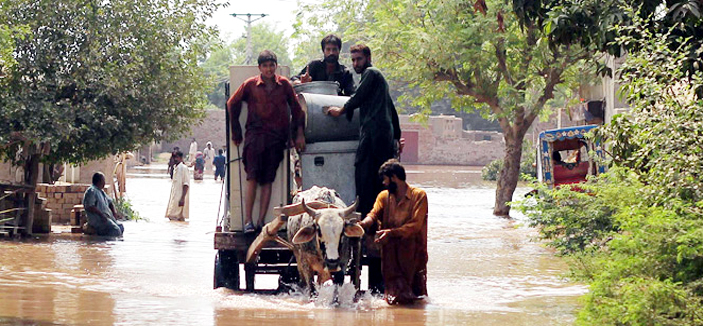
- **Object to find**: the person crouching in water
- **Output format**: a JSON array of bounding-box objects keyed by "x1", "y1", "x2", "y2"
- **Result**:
[
  {"x1": 165, "y1": 151, "x2": 190, "y2": 221},
  {"x1": 226, "y1": 50, "x2": 306, "y2": 234},
  {"x1": 82, "y1": 172, "x2": 124, "y2": 236},
  {"x1": 359, "y1": 159, "x2": 429, "y2": 305}
]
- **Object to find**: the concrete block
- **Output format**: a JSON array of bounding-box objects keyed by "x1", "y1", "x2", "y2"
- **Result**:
[{"x1": 32, "y1": 208, "x2": 51, "y2": 234}]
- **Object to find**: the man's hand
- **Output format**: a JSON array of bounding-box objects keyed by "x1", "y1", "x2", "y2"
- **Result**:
[
  {"x1": 398, "y1": 137, "x2": 405, "y2": 155},
  {"x1": 294, "y1": 127, "x2": 306, "y2": 151},
  {"x1": 294, "y1": 136, "x2": 306, "y2": 152},
  {"x1": 233, "y1": 138, "x2": 242, "y2": 147},
  {"x1": 178, "y1": 198, "x2": 185, "y2": 207},
  {"x1": 300, "y1": 66, "x2": 312, "y2": 83},
  {"x1": 374, "y1": 229, "x2": 391, "y2": 244},
  {"x1": 324, "y1": 106, "x2": 344, "y2": 117}
]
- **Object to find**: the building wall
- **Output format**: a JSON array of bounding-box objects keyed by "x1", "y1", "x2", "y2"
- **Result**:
[
  {"x1": 400, "y1": 116, "x2": 505, "y2": 166},
  {"x1": 158, "y1": 109, "x2": 227, "y2": 156},
  {"x1": 0, "y1": 156, "x2": 113, "y2": 186}
]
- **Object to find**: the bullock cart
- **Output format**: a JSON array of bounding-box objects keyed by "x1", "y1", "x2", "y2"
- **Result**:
[{"x1": 213, "y1": 66, "x2": 378, "y2": 293}]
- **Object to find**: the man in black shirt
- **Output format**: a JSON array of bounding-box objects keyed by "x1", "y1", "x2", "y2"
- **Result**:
[{"x1": 292, "y1": 34, "x2": 355, "y2": 96}]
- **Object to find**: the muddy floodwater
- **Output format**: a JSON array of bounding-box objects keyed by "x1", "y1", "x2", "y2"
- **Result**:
[{"x1": 0, "y1": 165, "x2": 585, "y2": 325}]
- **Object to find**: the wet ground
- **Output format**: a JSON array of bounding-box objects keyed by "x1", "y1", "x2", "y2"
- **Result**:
[{"x1": 0, "y1": 165, "x2": 585, "y2": 325}]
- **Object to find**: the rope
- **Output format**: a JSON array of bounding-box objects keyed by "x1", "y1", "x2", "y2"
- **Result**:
[
  {"x1": 237, "y1": 145, "x2": 245, "y2": 231},
  {"x1": 215, "y1": 175, "x2": 226, "y2": 229}
]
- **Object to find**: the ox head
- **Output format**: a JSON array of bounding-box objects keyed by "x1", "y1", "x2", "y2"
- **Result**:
[{"x1": 291, "y1": 198, "x2": 364, "y2": 272}]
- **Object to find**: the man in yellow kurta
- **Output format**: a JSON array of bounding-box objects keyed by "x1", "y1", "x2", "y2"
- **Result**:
[
  {"x1": 359, "y1": 159, "x2": 429, "y2": 305},
  {"x1": 166, "y1": 151, "x2": 190, "y2": 221}
]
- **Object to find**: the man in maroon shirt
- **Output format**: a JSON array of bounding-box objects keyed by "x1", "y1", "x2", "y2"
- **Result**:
[{"x1": 227, "y1": 50, "x2": 306, "y2": 233}]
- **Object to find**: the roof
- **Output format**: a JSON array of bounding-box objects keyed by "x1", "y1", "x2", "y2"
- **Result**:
[{"x1": 538, "y1": 125, "x2": 598, "y2": 142}]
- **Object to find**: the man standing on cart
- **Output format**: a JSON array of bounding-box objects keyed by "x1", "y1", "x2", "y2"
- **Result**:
[
  {"x1": 325, "y1": 44, "x2": 402, "y2": 292},
  {"x1": 292, "y1": 34, "x2": 356, "y2": 96},
  {"x1": 227, "y1": 50, "x2": 306, "y2": 234}
]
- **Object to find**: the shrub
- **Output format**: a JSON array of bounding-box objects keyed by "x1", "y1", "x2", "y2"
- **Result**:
[
  {"x1": 517, "y1": 11, "x2": 703, "y2": 324},
  {"x1": 115, "y1": 197, "x2": 145, "y2": 221},
  {"x1": 482, "y1": 140, "x2": 536, "y2": 181}
]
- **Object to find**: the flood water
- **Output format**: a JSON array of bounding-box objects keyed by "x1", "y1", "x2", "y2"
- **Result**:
[{"x1": 0, "y1": 165, "x2": 585, "y2": 325}]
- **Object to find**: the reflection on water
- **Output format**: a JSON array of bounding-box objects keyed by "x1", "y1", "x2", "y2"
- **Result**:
[{"x1": 0, "y1": 166, "x2": 585, "y2": 325}]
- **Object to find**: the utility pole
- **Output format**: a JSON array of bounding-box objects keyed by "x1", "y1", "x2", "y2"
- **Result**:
[{"x1": 231, "y1": 13, "x2": 267, "y2": 65}]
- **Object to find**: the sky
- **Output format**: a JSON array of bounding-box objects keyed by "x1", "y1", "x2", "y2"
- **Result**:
[{"x1": 206, "y1": 0, "x2": 319, "y2": 43}]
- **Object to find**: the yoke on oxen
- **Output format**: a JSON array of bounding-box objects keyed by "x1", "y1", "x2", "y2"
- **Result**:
[{"x1": 245, "y1": 187, "x2": 364, "y2": 291}]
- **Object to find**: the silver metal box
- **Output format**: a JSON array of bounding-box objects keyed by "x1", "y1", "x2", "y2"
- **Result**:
[{"x1": 300, "y1": 140, "x2": 358, "y2": 206}]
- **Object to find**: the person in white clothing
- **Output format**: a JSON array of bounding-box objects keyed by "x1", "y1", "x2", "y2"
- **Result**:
[
  {"x1": 203, "y1": 141, "x2": 216, "y2": 174},
  {"x1": 165, "y1": 151, "x2": 190, "y2": 221},
  {"x1": 188, "y1": 138, "x2": 198, "y2": 163}
]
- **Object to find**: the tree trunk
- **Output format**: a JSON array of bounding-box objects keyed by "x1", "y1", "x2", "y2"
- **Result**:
[
  {"x1": 493, "y1": 135, "x2": 523, "y2": 217},
  {"x1": 23, "y1": 151, "x2": 41, "y2": 236}
]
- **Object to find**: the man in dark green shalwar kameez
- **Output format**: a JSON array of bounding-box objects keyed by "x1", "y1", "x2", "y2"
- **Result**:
[
  {"x1": 326, "y1": 43, "x2": 401, "y2": 218},
  {"x1": 327, "y1": 43, "x2": 402, "y2": 293}
]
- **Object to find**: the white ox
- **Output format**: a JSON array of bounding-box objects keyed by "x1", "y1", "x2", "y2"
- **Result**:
[{"x1": 285, "y1": 186, "x2": 364, "y2": 290}]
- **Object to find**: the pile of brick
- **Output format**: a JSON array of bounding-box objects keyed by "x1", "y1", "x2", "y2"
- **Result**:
[{"x1": 36, "y1": 183, "x2": 90, "y2": 224}]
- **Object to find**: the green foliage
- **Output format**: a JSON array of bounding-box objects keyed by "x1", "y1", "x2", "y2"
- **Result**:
[
  {"x1": 115, "y1": 197, "x2": 144, "y2": 221},
  {"x1": 481, "y1": 159, "x2": 503, "y2": 181},
  {"x1": 292, "y1": 1, "x2": 368, "y2": 73},
  {"x1": 230, "y1": 22, "x2": 292, "y2": 68},
  {"x1": 482, "y1": 140, "x2": 536, "y2": 181},
  {"x1": 516, "y1": 0, "x2": 703, "y2": 77},
  {"x1": 0, "y1": 0, "x2": 220, "y2": 167},
  {"x1": 519, "y1": 9, "x2": 703, "y2": 325},
  {"x1": 299, "y1": 0, "x2": 592, "y2": 215},
  {"x1": 595, "y1": 10, "x2": 703, "y2": 207}
]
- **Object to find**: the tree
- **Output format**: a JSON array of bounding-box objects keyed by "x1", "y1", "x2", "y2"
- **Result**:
[
  {"x1": 516, "y1": 0, "x2": 703, "y2": 78},
  {"x1": 0, "y1": 0, "x2": 219, "y2": 231},
  {"x1": 322, "y1": 0, "x2": 588, "y2": 216},
  {"x1": 200, "y1": 40, "x2": 234, "y2": 110}
]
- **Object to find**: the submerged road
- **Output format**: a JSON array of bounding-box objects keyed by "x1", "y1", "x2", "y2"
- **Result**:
[{"x1": 0, "y1": 165, "x2": 585, "y2": 325}]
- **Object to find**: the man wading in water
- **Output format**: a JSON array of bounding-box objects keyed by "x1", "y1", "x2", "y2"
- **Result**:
[{"x1": 359, "y1": 159, "x2": 428, "y2": 305}]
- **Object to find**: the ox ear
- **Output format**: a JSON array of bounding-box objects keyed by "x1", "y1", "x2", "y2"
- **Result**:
[
  {"x1": 292, "y1": 225, "x2": 317, "y2": 244},
  {"x1": 343, "y1": 223, "x2": 364, "y2": 238}
]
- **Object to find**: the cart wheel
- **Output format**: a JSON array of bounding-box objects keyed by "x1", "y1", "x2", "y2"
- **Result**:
[
  {"x1": 214, "y1": 250, "x2": 240, "y2": 290},
  {"x1": 350, "y1": 237, "x2": 362, "y2": 290},
  {"x1": 277, "y1": 265, "x2": 299, "y2": 293},
  {"x1": 244, "y1": 262, "x2": 256, "y2": 292}
]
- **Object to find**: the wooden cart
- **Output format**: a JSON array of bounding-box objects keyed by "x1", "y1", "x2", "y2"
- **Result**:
[{"x1": 212, "y1": 66, "x2": 379, "y2": 293}]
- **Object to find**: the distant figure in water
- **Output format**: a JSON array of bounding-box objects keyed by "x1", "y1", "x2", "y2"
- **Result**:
[
  {"x1": 359, "y1": 159, "x2": 428, "y2": 305},
  {"x1": 165, "y1": 151, "x2": 190, "y2": 221},
  {"x1": 213, "y1": 149, "x2": 226, "y2": 182},
  {"x1": 168, "y1": 146, "x2": 180, "y2": 179},
  {"x1": 193, "y1": 151, "x2": 205, "y2": 180},
  {"x1": 82, "y1": 172, "x2": 124, "y2": 237}
]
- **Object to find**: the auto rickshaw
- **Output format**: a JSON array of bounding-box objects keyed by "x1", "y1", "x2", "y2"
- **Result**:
[{"x1": 536, "y1": 125, "x2": 606, "y2": 188}]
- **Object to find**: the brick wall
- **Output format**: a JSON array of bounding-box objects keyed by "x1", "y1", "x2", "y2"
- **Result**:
[
  {"x1": 400, "y1": 119, "x2": 505, "y2": 166},
  {"x1": 159, "y1": 109, "x2": 227, "y2": 155},
  {"x1": 36, "y1": 184, "x2": 89, "y2": 224}
]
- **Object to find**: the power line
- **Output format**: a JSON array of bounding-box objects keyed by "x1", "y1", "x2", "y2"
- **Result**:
[{"x1": 231, "y1": 13, "x2": 267, "y2": 65}]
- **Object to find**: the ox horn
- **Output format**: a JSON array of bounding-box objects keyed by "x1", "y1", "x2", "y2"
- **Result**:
[
  {"x1": 301, "y1": 198, "x2": 318, "y2": 218},
  {"x1": 342, "y1": 196, "x2": 359, "y2": 218}
]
